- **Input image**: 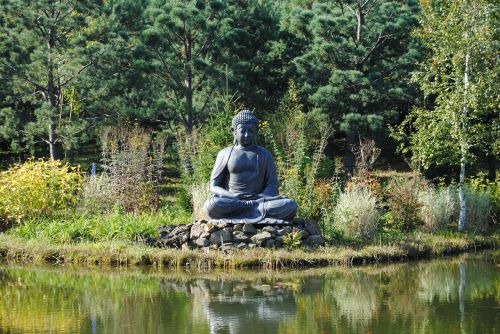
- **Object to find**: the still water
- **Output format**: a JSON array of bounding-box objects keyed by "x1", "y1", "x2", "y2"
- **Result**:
[{"x1": 0, "y1": 251, "x2": 498, "y2": 334}]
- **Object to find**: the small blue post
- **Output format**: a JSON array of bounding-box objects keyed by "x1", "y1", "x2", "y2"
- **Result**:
[{"x1": 91, "y1": 162, "x2": 96, "y2": 176}]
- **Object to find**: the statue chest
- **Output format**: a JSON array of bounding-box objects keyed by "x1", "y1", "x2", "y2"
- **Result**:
[{"x1": 227, "y1": 149, "x2": 259, "y2": 176}]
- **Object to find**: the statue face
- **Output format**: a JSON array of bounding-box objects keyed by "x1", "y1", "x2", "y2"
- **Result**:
[{"x1": 234, "y1": 123, "x2": 256, "y2": 147}]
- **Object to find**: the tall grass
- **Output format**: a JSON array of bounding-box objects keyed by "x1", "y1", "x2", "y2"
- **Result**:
[
  {"x1": 332, "y1": 188, "x2": 379, "y2": 241},
  {"x1": 8, "y1": 208, "x2": 192, "y2": 244},
  {"x1": 418, "y1": 186, "x2": 457, "y2": 232},
  {"x1": 189, "y1": 183, "x2": 210, "y2": 221},
  {"x1": 100, "y1": 126, "x2": 164, "y2": 213},
  {"x1": 465, "y1": 187, "x2": 492, "y2": 232},
  {"x1": 79, "y1": 174, "x2": 115, "y2": 214}
]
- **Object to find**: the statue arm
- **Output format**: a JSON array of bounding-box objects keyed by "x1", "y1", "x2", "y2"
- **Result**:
[
  {"x1": 210, "y1": 178, "x2": 238, "y2": 198},
  {"x1": 260, "y1": 150, "x2": 279, "y2": 198},
  {"x1": 209, "y1": 148, "x2": 238, "y2": 198}
]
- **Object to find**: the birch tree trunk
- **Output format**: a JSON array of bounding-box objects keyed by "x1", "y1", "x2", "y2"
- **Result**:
[{"x1": 458, "y1": 0, "x2": 471, "y2": 231}]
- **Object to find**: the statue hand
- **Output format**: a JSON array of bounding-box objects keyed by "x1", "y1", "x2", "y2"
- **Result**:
[
  {"x1": 257, "y1": 194, "x2": 282, "y2": 201},
  {"x1": 237, "y1": 193, "x2": 257, "y2": 200}
]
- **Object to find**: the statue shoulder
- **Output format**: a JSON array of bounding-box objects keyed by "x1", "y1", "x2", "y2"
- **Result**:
[
  {"x1": 216, "y1": 146, "x2": 234, "y2": 158},
  {"x1": 211, "y1": 146, "x2": 234, "y2": 180},
  {"x1": 254, "y1": 145, "x2": 274, "y2": 158}
]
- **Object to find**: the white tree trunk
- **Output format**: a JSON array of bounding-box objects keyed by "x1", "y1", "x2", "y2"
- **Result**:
[
  {"x1": 458, "y1": 0, "x2": 470, "y2": 231},
  {"x1": 458, "y1": 155, "x2": 467, "y2": 231}
]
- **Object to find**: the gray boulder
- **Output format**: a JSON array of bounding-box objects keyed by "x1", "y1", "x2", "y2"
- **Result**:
[
  {"x1": 158, "y1": 225, "x2": 176, "y2": 238},
  {"x1": 243, "y1": 223, "x2": 257, "y2": 234},
  {"x1": 236, "y1": 242, "x2": 248, "y2": 249},
  {"x1": 209, "y1": 230, "x2": 233, "y2": 246},
  {"x1": 305, "y1": 235, "x2": 325, "y2": 247},
  {"x1": 233, "y1": 231, "x2": 250, "y2": 243},
  {"x1": 276, "y1": 227, "x2": 292, "y2": 236},
  {"x1": 251, "y1": 231, "x2": 272, "y2": 246},
  {"x1": 195, "y1": 237, "x2": 210, "y2": 247},
  {"x1": 262, "y1": 226, "x2": 276, "y2": 235},
  {"x1": 170, "y1": 224, "x2": 191, "y2": 236},
  {"x1": 304, "y1": 221, "x2": 322, "y2": 236},
  {"x1": 190, "y1": 222, "x2": 205, "y2": 239}
]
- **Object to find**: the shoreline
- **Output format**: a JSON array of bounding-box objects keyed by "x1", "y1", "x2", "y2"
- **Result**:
[{"x1": 0, "y1": 232, "x2": 498, "y2": 269}]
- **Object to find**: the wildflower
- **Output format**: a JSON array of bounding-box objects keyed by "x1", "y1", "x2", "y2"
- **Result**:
[{"x1": 259, "y1": 120, "x2": 269, "y2": 128}]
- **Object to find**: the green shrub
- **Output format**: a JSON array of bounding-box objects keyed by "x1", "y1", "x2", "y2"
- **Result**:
[
  {"x1": 332, "y1": 188, "x2": 379, "y2": 241},
  {"x1": 260, "y1": 80, "x2": 335, "y2": 220},
  {"x1": 283, "y1": 231, "x2": 302, "y2": 249},
  {"x1": 468, "y1": 174, "x2": 498, "y2": 224},
  {"x1": 0, "y1": 159, "x2": 82, "y2": 223},
  {"x1": 418, "y1": 186, "x2": 457, "y2": 232},
  {"x1": 385, "y1": 175, "x2": 428, "y2": 232}
]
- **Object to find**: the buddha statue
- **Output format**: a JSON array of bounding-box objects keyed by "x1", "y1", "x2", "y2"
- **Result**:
[{"x1": 204, "y1": 110, "x2": 297, "y2": 223}]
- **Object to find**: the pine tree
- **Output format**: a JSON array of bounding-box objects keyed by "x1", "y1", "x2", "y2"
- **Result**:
[
  {"x1": 0, "y1": 0, "x2": 106, "y2": 159},
  {"x1": 140, "y1": 0, "x2": 237, "y2": 133},
  {"x1": 77, "y1": 0, "x2": 160, "y2": 128},
  {"x1": 224, "y1": 0, "x2": 300, "y2": 114},
  {"x1": 289, "y1": 1, "x2": 421, "y2": 178}
]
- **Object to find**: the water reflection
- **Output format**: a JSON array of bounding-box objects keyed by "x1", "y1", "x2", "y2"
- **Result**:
[
  {"x1": 165, "y1": 278, "x2": 298, "y2": 333},
  {"x1": 0, "y1": 251, "x2": 498, "y2": 334}
]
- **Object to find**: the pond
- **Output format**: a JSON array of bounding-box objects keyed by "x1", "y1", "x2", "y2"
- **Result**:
[{"x1": 0, "y1": 251, "x2": 498, "y2": 334}]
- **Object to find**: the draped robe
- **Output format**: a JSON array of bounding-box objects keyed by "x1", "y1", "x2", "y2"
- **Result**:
[{"x1": 204, "y1": 145, "x2": 297, "y2": 223}]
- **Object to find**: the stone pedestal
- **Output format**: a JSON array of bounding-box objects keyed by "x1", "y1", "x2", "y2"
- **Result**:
[{"x1": 154, "y1": 220, "x2": 326, "y2": 250}]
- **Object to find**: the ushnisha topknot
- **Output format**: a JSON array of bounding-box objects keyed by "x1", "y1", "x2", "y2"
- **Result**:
[{"x1": 231, "y1": 109, "x2": 258, "y2": 131}]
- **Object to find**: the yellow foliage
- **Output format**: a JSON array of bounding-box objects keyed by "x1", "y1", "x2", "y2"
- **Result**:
[{"x1": 0, "y1": 159, "x2": 82, "y2": 223}]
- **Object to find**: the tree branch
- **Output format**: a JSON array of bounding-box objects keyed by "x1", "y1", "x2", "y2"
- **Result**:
[
  {"x1": 356, "y1": 33, "x2": 393, "y2": 67},
  {"x1": 154, "y1": 49, "x2": 184, "y2": 87},
  {"x1": 59, "y1": 51, "x2": 104, "y2": 88}
]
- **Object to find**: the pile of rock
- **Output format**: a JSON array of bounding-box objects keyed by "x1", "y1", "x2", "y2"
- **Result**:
[{"x1": 154, "y1": 220, "x2": 326, "y2": 250}]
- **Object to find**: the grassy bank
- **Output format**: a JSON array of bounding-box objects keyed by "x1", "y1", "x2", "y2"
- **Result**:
[{"x1": 1, "y1": 230, "x2": 497, "y2": 269}]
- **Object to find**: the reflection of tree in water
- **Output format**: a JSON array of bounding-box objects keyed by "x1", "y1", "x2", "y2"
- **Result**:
[
  {"x1": 0, "y1": 252, "x2": 498, "y2": 334},
  {"x1": 0, "y1": 267, "x2": 209, "y2": 334},
  {"x1": 281, "y1": 253, "x2": 499, "y2": 334},
  {"x1": 329, "y1": 273, "x2": 379, "y2": 324}
]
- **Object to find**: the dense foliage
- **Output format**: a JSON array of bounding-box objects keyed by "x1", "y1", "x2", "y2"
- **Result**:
[
  {"x1": 0, "y1": 0, "x2": 416, "y2": 162},
  {"x1": 0, "y1": 0, "x2": 497, "y2": 240},
  {"x1": 0, "y1": 159, "x2": 82, "y2": 223}
]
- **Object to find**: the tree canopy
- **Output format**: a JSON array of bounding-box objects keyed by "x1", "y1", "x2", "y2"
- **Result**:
[{"x1": 0, "y1": 0, "x2": 497, "y2": 185}]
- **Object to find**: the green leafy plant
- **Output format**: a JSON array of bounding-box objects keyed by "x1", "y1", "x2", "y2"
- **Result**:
[
  {"x1": 261, "y1": 80, "x2": 335, "y2": 220},
  {"x1": 385, "y1": 175, "x2": 428, "y2": 232},
  {"x1": 0, "y1": 159, "x2": 82, "y2": 223},
  {"x1": 283, "y1": 231, "x2": 302, "y2": 249}
]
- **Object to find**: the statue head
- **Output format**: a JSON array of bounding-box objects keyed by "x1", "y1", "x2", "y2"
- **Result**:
[{"x1": 231, "y1": 110, "x2": 258, "y2": 147}]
